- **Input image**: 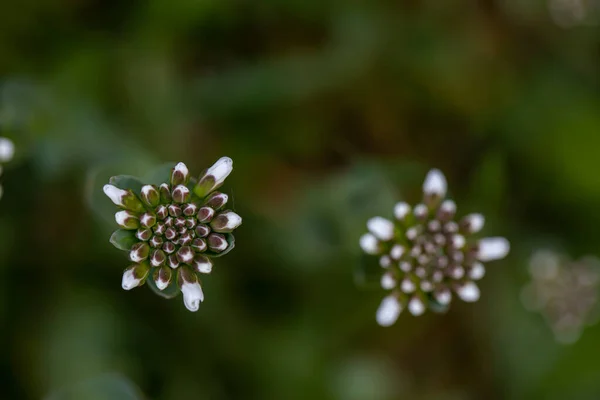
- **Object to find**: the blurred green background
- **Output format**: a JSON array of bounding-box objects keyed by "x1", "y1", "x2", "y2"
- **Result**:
[{"x1": 1, "y1": 0, "x2": 599, "y2": 399}]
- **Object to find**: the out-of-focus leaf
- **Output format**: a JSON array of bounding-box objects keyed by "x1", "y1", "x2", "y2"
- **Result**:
[
  {"x1": 142, "y1": 162, "x2": 176, "y2": 186},
  {"x1": 109, "y1": 230, "x2": 136, "y2": 251},
  {"x1": 354, "y1": 253, "x2": 382, "y2": 290},
  {"x1": 45, "y1": 373, "x2": 144, "y2": 400},
  {"x1": 108, "y1": 175, "x2": 144, "y2": 194}
]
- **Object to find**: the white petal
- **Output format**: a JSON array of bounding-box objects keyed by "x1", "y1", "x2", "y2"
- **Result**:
[
  {"x1": 173, "y1": 162, "x2": 189, "y2": 178},
  {"x1": 220, "y1": 211, "x2": 243, "y2": 230},
  {"x1": 115, "y1": 210, "x2": 136, "y2": 226},
  {"x1": 390, "y1": 244, "x2": 405, "y2": 260},
  {"x1": 469, "y1": 262, "x2": 486, "y2": 280},
  {"x1": 155, "y1": 277, "x2": 169, "y2": 291},
  {"x1": 380, "y1": 273, "x2": 396, "y2": 290},
  {"x1": 408, "y1": 297, "x2": 426, "y2": 316},
  {"x1": 181, "y1": 281, "x2": 204, "y2": 312},
  {"x1": 423, "y1": 169, "x2": 447, "y2": 197},
  {"x1": 452, "y1": 234, "x2": 466, "y2": 249},
  {"x1": 457, "y1": 282, "x2": 480, "y2": 302},
  {"x1": 464, "y1": 213, "x2": 485, "y2": 233},
  {"x1": 207, "y1": 156, "x2": 233, "y2": 186},
  {"x1": 376, "y1": 295, "x2": 402, "y2": 327},
  {"x1": 367, "y1": 217, "x2": 395, "y2": 241},
  {"x1": 122, "y1": 269, "x2": 141, "y2": 290},
  {"x1": 477, "y1": 237, "x2": 510, "y2": 261},
  {"x1": 401, "y1": 278, "x2": 416, "y2": 293},
  {"x1": 0, "y1": 137, "x2": 15, "y2": 162},
  {"x1": 359, "y1": 233, "x2": 379, "y2": 255},
  {"x1": 394, "y1": 202, "x2": 411, "y2": 220},
  {"x1": 103, "y1": 184, "x2": 128, "y2": 207},
  {"x1": 435, "y1": 288, "x2": 452, "y2": 305}
]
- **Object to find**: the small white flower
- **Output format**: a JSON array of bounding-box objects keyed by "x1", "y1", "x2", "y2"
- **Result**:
[
  {"x1": 380, "y1": 273, "x2": 396, "y2": 290},
  {"x1": 423, "y1": 169, "x2": 447, "y2": 198},
  {"x1": 206, "y1": 156, "x2": 233, "y2": 187},
  {"x1": 401, "y1": 278, "x2": 416, "y2": 293},
  {"x1": 477, "y1": 237, "x2": 510, "y2": 261},
  {"x1": 103, "y1": 184, "x2": 128, "y2": 207},
  {"x1": 0, "y1": 137, "x2": 15, "y2": 163},
  {"x1": 469, "y1": 262, "x2": 486, "y2": 280},
  {"x1": 408, "y1": 296, "x2": 426, "y2": 316},
  {"x1": 457, "y1": 282, "x2": 480, "y2": 302},
  {"x1": 367, "y1": 217, "x2": 395, "y2": 241},
  {"x1": 379, "y1": 255, "x2": 392, "y2": 268},
  {"x1": 376, "y1": 295, "x2": 402, "y2": 326},
  {"x1": 463, "y1": 213, "x2": 485, "y2": 233},
  {"x1": 181, "y1": 281, "x2": 204, "y2": 312},
  {"x1": 390, "y1": 244, "x2": 405, "y2": 260},
  {"x1": 122, "y1": 269, "x2": 142, "y2": 290},
  {"x1": 359, "y1": 233, "x2": 379, "y2": 255},
  {"x1": 435, "y1": 288, "x2": 452, "y2": 305},
  {"x1": 451, "y1": 234, "x2": 466, "y2": 249},
  {"x1": 394, "y1": 202, "x2": 411, "y2": 220}
]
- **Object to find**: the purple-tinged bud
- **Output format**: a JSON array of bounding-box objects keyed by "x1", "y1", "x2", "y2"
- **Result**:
[
  {"x1": 183, "y1": 203, "x2": 198, "y2": 217},
  {"x1": 179, "y1": 232, "x2": 193, "y2": 246},
  {"x1": 153, "y1": 266, "x2": 172, "y2": 291},
  {"x1": 156, "y1": 205, "x2": 168, "y2": 220},
  {"x1": 136, "y1": 228, "x2": 152, "y2": 242},
  {"x1": 171, "y1": 162, "x2": 190, "y2": 186},
  {"x1": 413, "y1": 204, "x2": 428, "y2": 221},
  {"x1": 115, "y1": 210, "x2": 140, "y2": 230},
  {"x1": 195, "y1": 224, "x2": 210, "y2": 238},
  {"x1": 461, "y1": 213, "x2": 485, "y2": 234},
  {"x1": 129, "y1": 242, "x2": 150, "y2": 262},
  {"x1": 423, "y1": 168, "x2": 447, "y2": 206},
  {"x1": 172, "y1": 185, "x2": 191, "y2": 204},
  {"x1": 153, "y1": 222, "x2": 166, "y2": 236},
  {"x1": 197, "y1": 207, "x2": 215, "y2": 223},
  {"x1": 208, "y1": 233, "x2": 228, "y2": 253},
  {"x1": 176, "y1": 246, "x2": 194, "y2": 265},
  {"x1": 104, "y1": 185, "x2": 145, "y2": 213},
  {"x1": 150, "y1": 249, "x2": 166, "y2": 267},
  {"x1": 194, "y1": 156, "x2": 233, "y2": 198},
  {"x1": 164, "y1": 217, "x2": 173, "y2": 227},
  {"x1": 159, "y1": 183, "x2": 172, "y2": 203},
  {"x1": 163, "y1": 241, "x2": 176, "y2": 254},
  {"x1": 167, "y1": 254, "x2": 180, "y2": 269},
  {"x1": 193, "y1": 255, "x2": 212, "y2": 274},
  {"x1": 149, "y1": 235, "x2": 164, "y2": 248},
  {"x1": 174, "y1": 217, "x2": 186, "y2": 228},
  {"x1": 140, "y1": 185, "x2": 160, "y2": 207},
  {"x1": 168, "y1": 204, "x2": 182, "y2": 217},
  {"x1": 122, "y1": 263, "x2": 150, "y2": 290},
  {"x1": 192, "y1": 238, "x2": 207, "y2": 252},
  {"x1": 165, "y1": 227, "x2": 177, "y2": 241},
  {"x1": 139, "y1": 213, "x2": 157, "y2": 228},
  {"x1": 210, "y1": 211, "x2": 242, "y2": 233},
  {"x1": 185, "y1": 218, "x2": 196, "y2": 229},
  {"x1": 177, "y1": 267, "x2": 204, "y2": 311},
  {"x1": 437, "y1": 200, "x2": 456, "y2": 222},
  {"x1": 178, "y1": 226, "x2": 188, "y2": 236},
  {"x1": 204, "y1": 192, "x2": 229, "y2": 210}
]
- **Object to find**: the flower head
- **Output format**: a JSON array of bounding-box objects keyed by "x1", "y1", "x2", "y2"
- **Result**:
[
  {"x1": 104, "y1": 158, "x2": 241, "y2": 311},
  {"x1": 0, "y1": 136, "x2": 14, "y2": 199},
  {"x1": 360, "y1": 168, "x2": 509, "y2": 325},
  {"x1": 522, "y1": 250, "x2": 600, "y2": 344}
]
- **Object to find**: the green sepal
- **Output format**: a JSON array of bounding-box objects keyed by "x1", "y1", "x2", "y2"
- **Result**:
[
  {"x1": 205, "y1": 233, "x2": 236, "y2": 258},
  {"x1": 146, "y1": 267, "x2": 180, "y2": 299},
  {"x1": 427, "y1": 293, "x2": 451, "y2": 314},
  {"x1": 109, "y1": 229, "x2": 138, "y2": 251},
  {"x1": 354, "y1": 253, "x2": 382, "y2": 290}
]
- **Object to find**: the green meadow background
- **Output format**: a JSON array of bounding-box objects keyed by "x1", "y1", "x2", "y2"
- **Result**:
[{"x1": 1, "y1": 1, "x2": 599, "y2": 399}]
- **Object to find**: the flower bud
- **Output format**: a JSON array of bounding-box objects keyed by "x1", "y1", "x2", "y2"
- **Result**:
[
  {"x1": 104, "y1": 185, "x2": 145, "y2": 212},
  {"x1": 376, "y1": 295, "x2": 402, "y2": 327},
  {"x1": 168, "y1": 204, "x2": 182, "y2": 217},
  {"x1": 178, "y1": 267, "x2": 204, "y2": 312},
  {"x1": 141, "y1": 185, "x2": 160, "y2": 207},
  {"x1": 150, "y1": 249, "x2": 166, "y2": 267},
  {"x1": 149, "y1": 235, "x2": 164, "y2": 248},
  {"x1": 192, "y1": 238, "x2": 207, "y2": 252},
  {"x1": 0, "y1": 137, "x2": 15, "y2": 162},
  {"x1": 477, "y1": 237, "x2": 510, "y2": 262},
  {"x1": 208, "y1": 233, "x2": 228, "y2": 252},
  {"x1": 163, "y1": 241, "x2": 176, "y2": 254},
  {"x1": 130, "y1": 242, "x2": 150, "y2": 262},
  {"x1": 176, "y1": 246, "x2": 194, "y2": 265},
  {"x1": 197, "y1": 207, "x2": 215, "y2": 223},
  {"x1": 193, "y1": 255, "x2": 213, "y2": 274},
  {"x1": 122, "y1": 263, "x2": 150, "y2": 290},
  {"x1": 183, "y1": 203, "x2": 198, "y2": 216},
  {"x1": 159, "y1": 183, "x2": 172, "y2": 203},
  {"x1": 367, "y1": 217, "x2": 395, "y2": 241},
  {"x1": 194, "y1": 156, "x2": 233, "y2": 198},
  {"x1": 140, "y1": 213, "x2": 156, "y2": 228},
  {"x1": 359, "y1": 233, "x2": 380, "y2": 255},
  {"x1": 423, "y1": 168, "x2": 447, "y2": 204},
  {"x1": 168, "y1": 254, "x2": 180, "y2": 269},
  {"x1": 171, "y1": 162, "x2": 190, "y2": 186},
  {"x1": 136, "y1": 228, "x2": 152, "y2": 242},
  {"x1": 195, "y1": 224, "x2": 210, "y2": 238},
  {"x1": 115, "y1": 210, "x2": 140, "y2": 230},
  {"x1": 205, "y1": 192, "x2": 229, "y2": 210},
  {"x1": 172, "y1": 185, "x2": 191, "y2": 204},
  {"x1": 210, "y1": 211, "x2": 242, "y2": 233},
  {"x1": 153, "y1": 266, "x2": 172, "y2": 291},
  {"x1": 456, "y1": 282, "x2": 480, "y2": 302},
  {"x1": 461, "y1": 213, "x2": 485, "y2": 234},
  {"x1": 156, "y1": 205, "x2": 168, "y2": 220}
]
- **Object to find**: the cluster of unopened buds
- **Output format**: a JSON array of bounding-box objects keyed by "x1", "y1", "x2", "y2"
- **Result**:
[
  {"x1": 522, "y1": 250, "x2": 600, "y2": 343},
  {"x1": 360, "y1": 169, "x2": 510, "y2": 326},
  {"x1": 103, "y1": 157, "x2": 242, "y2": 311},
  {"x1": 0, "y1": 136, "x2": 14, "y2": 199}
]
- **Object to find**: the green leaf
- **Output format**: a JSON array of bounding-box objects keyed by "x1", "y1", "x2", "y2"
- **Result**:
[
  {"x1": 109, "y1": 230, "x2": 137, "y2": 251},
  {"x1": 146, "y1": 269, "x2": 180, "y2": 299},
  {"x1": 142, "y1": 162, "x2": 176, "y2": 186},
  {"x1": 206, "y1": 233, "x2": 236, "y2": 258},
  {"x1": 354, "y1": 253, "x2": 382, "y2": 290},
  {"x1": 108, "y1": 175, "x2": 144, "y2": 194}
]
